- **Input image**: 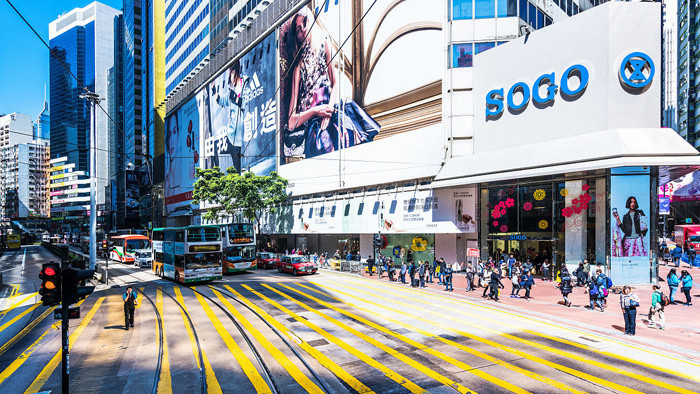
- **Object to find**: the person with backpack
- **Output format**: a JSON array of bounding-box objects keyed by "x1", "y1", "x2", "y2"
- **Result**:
[
  {"x1": 681, "y1": 270, "x2": 694, "y2": 306},
  {"x1": 558, "y1": 267, "x2": 573, "y2": 307},
  {"x1": 520, "y1": 270, "x2": 535, "y2": 299},
  {"x1": 587, "y1": 280, "x2": 604, "y2": 312},
  {"x1": 649, "y1": 284, "x2": 666, "y2": 329},
  {"x1": 595, "y1": 269, "x2": 610, "y2": 305},
  {"x1": 667, "y1": 268, "x2": 680, "y2": 304},
  {"x1": 672, "y1": 245, "x2": 683, "y2": 268},
  {"x1": 444, "y1": 265, "x2": 454, "y2": 291},
  {"x1": 488, "y1": 267, "x2": 504, "y2": 301},
  {"x1": 619, "y1": 285, "x2": 640, "y2": 335}
]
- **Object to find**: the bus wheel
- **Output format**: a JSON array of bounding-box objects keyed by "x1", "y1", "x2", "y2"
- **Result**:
[
  {"x1": 293, "y1": 269, "x2": 298, "y2": 276},
  {"x1": 277, "y1": 266, "x2": 282, "y2": 273}
]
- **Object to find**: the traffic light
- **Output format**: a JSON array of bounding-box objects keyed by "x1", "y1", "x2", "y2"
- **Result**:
[
  {"x1": 373, "y1": 234, "x2": 384, "y2": 249},
  {"x1": 39, "y1": 262, "x2": 61, "y2": 306},
  {"x1": 62, "y1": 268, "x2": 95, "y2": 305}
]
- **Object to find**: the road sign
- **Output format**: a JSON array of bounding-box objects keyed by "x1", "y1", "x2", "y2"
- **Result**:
[
  {"x1": 54, "y1": 307, "x2": 81, "y2": 320},
  {"x1": 659, "y1": 196, "x2": 670, "y2": 215},
  {"x1": 467, "y1": 248, "x2": 480, "y2": 258}
]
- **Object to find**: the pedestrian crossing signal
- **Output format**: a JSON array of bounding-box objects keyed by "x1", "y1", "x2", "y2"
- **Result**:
[{"x1": 39, "y1": 262, "x2": 61, "y2": 306}]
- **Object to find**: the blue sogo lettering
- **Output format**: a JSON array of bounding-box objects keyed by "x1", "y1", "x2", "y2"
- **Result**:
[
  {"x1": 485, "y1": 88, "x2": 505, "y2": 116},
  {"x1": 532, "y1": 72, "x2": 557, "y2": 104},
  {"x1": 507, "y1": 82, "x2": 530, "y2": 111},
  {"x1": 560, "y1": 64, "x2": 589, "y2": 96}
]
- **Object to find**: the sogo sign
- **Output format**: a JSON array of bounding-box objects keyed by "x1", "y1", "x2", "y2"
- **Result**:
[{"x1": 485, "y1": 64, "x2": 589, "y2": 117}]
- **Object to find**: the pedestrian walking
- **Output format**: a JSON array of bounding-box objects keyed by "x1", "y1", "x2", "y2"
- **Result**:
[
  {"x1": 399, "y1": 262, "x2": 407, "y2": 284},
  {"x1": 558, "y1": 267, "x2": 573, "y2": 307},
  {"x1": 681, "y1": 270, "x2": 694, "y2": 306},
  {"x1": 507, "y1": 254, "x2": 516, "y2": 277},
  {"x1": 388, "y1": 259, "x2": 396, "y2": 281},
  {"x1": 510, "y1": 270, "x2": 520, "y2": 298},
  {"x1": 419, "y1": 261, "x2": 426, "y2": 288},
  {"x1": 482, "y1": 267, "x2": 493, "y2": 298},
  {"x1": 435, "y1": 260, "x2": 442, "y2": 285},
  {"x1": 620, "y1": 285, "x2": 640, "y2": 335},
  {"x1": 573, "y1": 262, "x2": 586, "y2": 287},
  {"x1": 367, "y1": 255, "x2": 375, "y2": 276},
  {"x1": 465, "y1": 262, "x2": 475, "y2": 291},
  {"x1": 444, "y1": 265, "x2": 454, "y2": 291},
  {"x1": 123, "y1": 286, "x2": 139, "y2": 330},
  {"x1": 520, "y1": 270, "x2": 535, "y2": 299},
  {"x1": 595, "y1": 269, "x2": 611, "y2": 306},
  {"x1": 488, "y1": 268, "x2": 504, "y2": 301},
  {"x1": 649, "y1": 284, "x2": 666, "y2": 330},
  {"x1": 587, "y1": 280, "x2": 604, "y2": 312},
  {"x1": 672, "y1": 245, "x2": 683, "y2": 267},
  {"x1": 582, "y1": 259, "x2": 591, "y2": 283},
  {"x1": 667, "y1": 268, "x2": 680, "y2": 304}
]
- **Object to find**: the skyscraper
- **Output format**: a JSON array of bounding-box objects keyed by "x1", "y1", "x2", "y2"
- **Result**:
[
  {"x1": 164, "y1": 0, "x2": 210, "y2": 96},
  {"x1": 36, "y1": 87, "x2": 50, "y2": 142},
  {"x1": 678, "y1": 0, "x2": 695, "y2": 147},
  {"x1": 49, "y1": 2, "x2": 121, "y2": 207},
  {"x1": 109, "y1": 13, "x2": 125, "y2": 228}
]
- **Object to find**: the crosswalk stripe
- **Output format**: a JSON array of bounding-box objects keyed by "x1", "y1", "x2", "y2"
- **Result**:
[
  {"x1": 259, "y1": 283, "x2": 477, "y2": 394},
  {"x1": 322, "y1": 278, "x2": 691, "y2": 394},
  {"x1": 241, "y1": 283, "x2": 425, "y2": 393},
  {"x1": 295, "y1": 282, "x2": 586, "y2": 394},
  {"x1": 192, "y1": 289, "x2": 271, "y2": 393},
  {"x1": 156, "y1": 289, "x2": 173, "y2": 394},
  {"x1": 173, "y1": 287, "x2": 222, "y2": 394},
  {"x1": 276, "y1": 282, "x2": 523, "y2": 394},
  {"x1": 223, "y1": 285, "x2": 374, "y2": 394},
  {"x1": 24, "y1": 297, "x2": 103, "y2": 394},
  {"x1": 211, "y1": 288, "x2": 324, "y2": 394}
]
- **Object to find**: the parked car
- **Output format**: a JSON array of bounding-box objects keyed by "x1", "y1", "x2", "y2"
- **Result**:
[
  {"x1": 256, "y1": 252, "x2": 280, "y2": 269},
  {"x1": 277, "y1": 255, "x2": 317, "y2": 276},
  {"x1": 133, "y1": 249, "x2": 153, "y2": 268}
]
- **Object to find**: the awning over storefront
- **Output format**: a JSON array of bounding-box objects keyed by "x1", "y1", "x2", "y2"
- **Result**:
[
  {"x1": 167, "y1": 206, "x2": 194, "y2": 218},
  {"x1": 431, "y1": 128, "x2": 700, "y2": 188}
]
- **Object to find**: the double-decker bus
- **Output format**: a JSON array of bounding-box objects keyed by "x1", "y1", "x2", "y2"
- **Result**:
[
  {"x1": 151, "y1": 228, "x2": 165, "y2": 275},
  {"x1": 159, "y1": 226, "x2": 223, "y2": 283},
  {"x1": 110, "y1": 234, "x2": 152, "y2": 263},
  {"x1": 221, "y1": 223, "x2": 257, "y2": 273}
]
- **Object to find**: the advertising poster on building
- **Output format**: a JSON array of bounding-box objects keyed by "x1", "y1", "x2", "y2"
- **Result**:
[
  {"x1": 164, "y1": 96, "x2": 200, "y2": 214},
  {"x1": 278, "y1": 0, "x2": 443, "y2": 164},
  {"x1": 659, "y1": 170, "x2": 700, "y2": 202},
  {"x1": 126, "y1": 170, "x2": 139, "y2": 218},
  {"x1": 610, "y1": 171, "x2": 651, "y2": 284},
  {"x1": 197, "y1": 33, "x2": 277, "y2": 175}
]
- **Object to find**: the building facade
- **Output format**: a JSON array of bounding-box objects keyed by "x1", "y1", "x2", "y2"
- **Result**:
[
  {"x1": 678, "y1": 0, "x2": 695, "y2": 146},
  {"x1": 49, "y1": 157, "x2": 92, "y2": 234},
  {"x1": 164, "y1": 0, "x2": 210, "y2": 96},
  {"x1": 35, "y1": 96, "x2": 50, "y2": 142},
  {"x1": 49, "y1": 2, "x2": 122, "y2": 208},
  {"x1": 0, "y1": 113, "x2": 50, "y2": 220}
]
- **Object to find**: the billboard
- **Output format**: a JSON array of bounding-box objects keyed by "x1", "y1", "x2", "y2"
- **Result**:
[
  {"x1": 659, "y1": 170, "x2": 700, "y2": 202},
  {"x1": 164, "y1": 96, "x2": 200, "y2": 214},
  {"x1": 126, "y1": 170, "x2": 139, "y2": 218},
  {"x1": 610, "y1": 170, "x2": 651, "y2": 284},
  {"x1": 278, "y1": 0, "x2": 443, "y2": 164},
  {"x1": 198, "y1": 33, "x2": 277, "y2": 175}
]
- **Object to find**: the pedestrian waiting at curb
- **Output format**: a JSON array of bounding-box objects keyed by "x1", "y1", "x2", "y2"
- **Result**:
[
  {"x1": 388, "y1": 259, "x2": 396, "y2": 281},
  {"x1": 681, "y1": 270, "x2": 694, "y2": 306},
  {"x1": 542, "y1": 259, "x2": 551, "y2": 281},
  {"x1": 419, "y1": 261, "x2": 426, "y2": 288},
  {"x1": 444, "y1": 265, "x2": 454, "y2": 291},
  {"x1": 399, "y1": 262, "x2": 407, "y2": 284},
  {"x1": 667, "y1": 268, "x2": 680, "y2": 304},
  {"x1": 558, "y1": 267, "x2": 573, "y2": 307},
  {"x1": 649, "y1": 284, "x2": 667, "y2": 330},
  {"x1": 619, "y1": 285, "x2": 640, "y2": 335},
  {"x1": 465, "y1": 262, "x2": 475, "y2": 292},
  {"x1": 409, "y1": 261, "x2": 416, "y2": 287}
]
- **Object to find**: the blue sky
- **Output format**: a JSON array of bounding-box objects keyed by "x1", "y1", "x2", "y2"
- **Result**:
[{"x1": 0, "y1": 0, "x2": 122, "y2": 118}]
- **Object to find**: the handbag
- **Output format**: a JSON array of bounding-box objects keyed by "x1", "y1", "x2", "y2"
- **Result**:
[{"x1": 629, "y1": 300, "x2": 640, "y2": 307}]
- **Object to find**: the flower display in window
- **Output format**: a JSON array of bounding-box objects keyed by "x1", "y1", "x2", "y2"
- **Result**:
[
  {"x1": 523, "y1": 202, "x2": 533, "y2": 211},
  {"x1": 533, "y1": 189, "x2": 546, "y2": 201},
  {"x1": 492, "y1": 221, "x2": 498, "y2": 227},
  {"x1": 582, "y1": 184, "x2": 590, "y2": 191},
  {"x1": 505, "y1": 198, "x2": 515, "y2": 208},
  {"x1": 560, "y1": 188, "x2": 568, "y2": 197},
  {"x1": 562, "y1": 207, "x2": 573, "y2": 218},
  {"x1": 410, "y1": 237, "x2": 428, "y2": 252},
  {"x1": 499, "y1": 225, "x2": 508, "y2": 233},
  {"x1": 538, "y1": 220, "x2": 549, "y2": 229},
  {"x1": 573, "y1": 206, "x2": 583, "y2": 214}
]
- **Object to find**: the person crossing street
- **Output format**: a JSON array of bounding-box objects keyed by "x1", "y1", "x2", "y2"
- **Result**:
[{"x1": 123, "y1": 286, "x2": 139, "y2": 330}]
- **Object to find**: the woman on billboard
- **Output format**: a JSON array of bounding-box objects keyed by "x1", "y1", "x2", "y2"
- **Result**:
[
  {"x1": 284, "y1": 7, "x2": 380, "y2": 159},
  {"x1": 612, "y1": 196, "x2": 648, "y2": 257}
]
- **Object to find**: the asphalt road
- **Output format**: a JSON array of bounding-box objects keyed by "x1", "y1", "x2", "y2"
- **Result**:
[{"x1": 0, "y1": 246, "x2": 699, "y2": 393}]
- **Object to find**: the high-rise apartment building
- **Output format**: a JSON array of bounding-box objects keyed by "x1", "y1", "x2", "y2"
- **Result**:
[
  {"x1": 663, "y1": 0, "x2": 678, "y2": 132},
  {"x1": 164, "y1": 0, "x2": 210, "y2": 96},
  {"x1": 0, "y1": 113, "x2": 50, "y2": 220},
  {"x1": 49, "y1": 2, "x2": 122, "y2": 208},
  {"x1": 678, "y1": 0, "x2": 696, "y2": 147},
  {"x1": 49, "y1": 156, "x2": 91, "y2": 233},
  {"x1": 109, "y1": 13, "x2": 125, "y2": 228}
]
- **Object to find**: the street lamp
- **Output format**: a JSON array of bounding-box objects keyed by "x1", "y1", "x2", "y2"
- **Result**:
[{"x1": 79, "y1": 91, "x2": 100, "y2": 270}]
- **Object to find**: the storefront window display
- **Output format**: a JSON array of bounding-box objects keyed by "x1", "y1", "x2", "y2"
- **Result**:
[{"x1": 378, "y1": 234, "x2": 435, "y2": 266}]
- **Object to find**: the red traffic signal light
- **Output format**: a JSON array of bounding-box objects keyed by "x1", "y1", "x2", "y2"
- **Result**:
[{"x1": 39, "y1": 262, "x2": 61, "y2": 306}]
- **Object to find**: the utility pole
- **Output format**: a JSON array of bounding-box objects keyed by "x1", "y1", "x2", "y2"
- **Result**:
[{"x1": 80, "y1": 92, "x2": 100, "y2": 270}]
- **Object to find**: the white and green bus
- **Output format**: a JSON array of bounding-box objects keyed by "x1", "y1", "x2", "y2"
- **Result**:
[{"x1": 158, "y1": 226, "x2": 223, "y2": 283}]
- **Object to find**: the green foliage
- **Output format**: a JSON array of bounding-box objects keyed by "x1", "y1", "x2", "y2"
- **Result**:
[{"x1": 192, "y1": 167, "x2": 288, "y2": 227}]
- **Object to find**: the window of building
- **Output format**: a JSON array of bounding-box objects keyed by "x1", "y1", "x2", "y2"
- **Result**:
[
  {"x1": 452, "y1": 0, "x2": 473, "y2": 20},
  {"x1": 528, "y1": 3, "x2": 536, "y2": 27},
  {"x1": 475, "y1": 0, "x2": 495, "y2": 18},
  {"x1": 497, "y1": 0, "x2": 517, "y2": 17},
  {"x1": 452, "y1": 43, "x2": 473, "y2": 68},
  {"x1": 475, "y1": 42, "x2": 496, "y2": 54}
]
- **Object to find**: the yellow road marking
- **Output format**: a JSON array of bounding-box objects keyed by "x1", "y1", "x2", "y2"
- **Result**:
[
  {"x1": 296, "y1": 282, "x2": 585, "y2": 394},
  {"x1": 254, "y1": 283, "x2": 459, "y2": 394},
  {"x1": 173, "y1": 287, "x2": 222, "y2": 394},
  {"x1": 156, "y1": 289, "x2": 173, "y2": 394},
  {"x1": 275, "y1": 283, "x2": 516, "y2": 394},
  {"x1": 335, "y1": 271, "x2": 700, "y2": 371},
  {"x1": 0, "y1": 306, "x2": 55, "y2": 357},
  {"x1": 24, "y1": 297, "x2": 104, "y2": 394},
  {"x1": 192, "y1": 289, "x2": 271, "y2": 393},
  {"x1": 321, "y1": 279, "x2": 688, "y2": 394},
  {"x1": 0, "y1": 303, "x2": 40, "y2": 334},
  {"x1": 0, "y1": 321, "x2": 57, "y2": 385},
  {"x1": 2, "y1": 292, "x2": 38, "y2": 315},
  {"x1": 211, "y1": 288, "x2": 323, "y2": 394},
  {"x1": 223, "y1": 285, "x2": 374, "y2": 394},
  {"x1": 242, "y1": 283, "x2": 426, "y2": 393}
]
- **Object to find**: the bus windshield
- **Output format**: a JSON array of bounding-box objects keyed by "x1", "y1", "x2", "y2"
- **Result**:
[
  {"x1": 186, "y1": 253, "x2": 222, "y2": 269},
  {"x1": 126, "y1": 239, "x2": 151, "y2": 252},
  {"x1": 690, "y1": 235, "x2": 700, "y2": 243},
  {"x1": 228, "y1": 224, "x2": 254, "y2": 238},
  {"x1": 187, "y1": 227, "x2": 221, "y2": 242},
  {"x1": 226, "y1": 245, "x2": 255, "y2": 261}
]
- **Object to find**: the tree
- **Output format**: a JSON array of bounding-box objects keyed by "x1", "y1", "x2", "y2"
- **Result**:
[{"x1": 192, "y1": 167, "x2": 288, "y2": 229}]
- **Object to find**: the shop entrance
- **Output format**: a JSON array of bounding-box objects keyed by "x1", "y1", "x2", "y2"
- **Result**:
[{"x1": 487, "y1": 236, "x2": 555, "y2": 276}]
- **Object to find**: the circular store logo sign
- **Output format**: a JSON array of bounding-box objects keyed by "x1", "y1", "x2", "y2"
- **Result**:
[{"x1": 619, "y1": 52, "x2": 655, "y2": 89}]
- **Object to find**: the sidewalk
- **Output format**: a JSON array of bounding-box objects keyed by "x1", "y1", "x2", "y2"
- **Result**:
[{"x1": 349, "y1": 262, "x2": 700, "y2": 362}]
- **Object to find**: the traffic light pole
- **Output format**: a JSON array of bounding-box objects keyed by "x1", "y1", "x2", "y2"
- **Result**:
[{"x1": 61, "y1": 271, "x2": 70, "y2": 393}]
